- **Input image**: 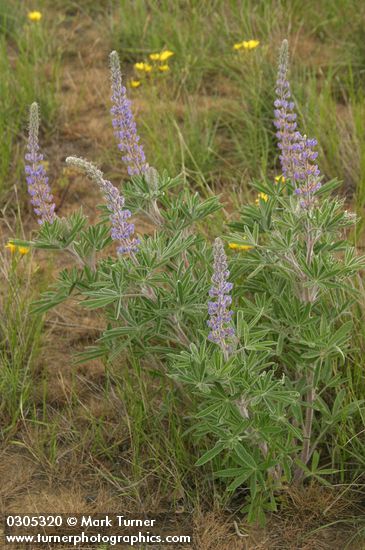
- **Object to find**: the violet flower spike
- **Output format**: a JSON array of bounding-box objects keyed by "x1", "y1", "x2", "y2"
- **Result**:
[
  {"x1": 66, "y1": 157, "x2": 140, "y2": 255},
  {"x1": 207, "y1": 238, "x2": 235, "y2": 357},
  {"x1": 274, "y1": 39, "x2": 300, "y2": 181},
  {"x1": 25, "y1": 102, "x2": 56, "y2": 225},
  {"x1": 292, "y1": 134, "x2": 321, "y2": 204},
  {"x1": 109, "y1": 51, "x2": 149, "y2": 177},
  {"x1": 274, "y1": 41, "x2": 321, "y2": 206}
]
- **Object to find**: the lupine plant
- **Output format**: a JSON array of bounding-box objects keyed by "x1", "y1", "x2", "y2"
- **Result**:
[{"x1": 13, "y1": 42, "x2": 364, "y2": 523}]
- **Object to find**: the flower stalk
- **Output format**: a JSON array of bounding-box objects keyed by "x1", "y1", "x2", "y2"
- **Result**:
[
  {"x1": 66, "y1": 156, "x2": 140, "y2": 256},
  {"x1": 109, "y1": 51, "x2": 149, "y2": 176},
  {"x1": 25, "y1": 103, "x2": 56, "y2": 225},
  {"x1": 207, "y1": 238, "x2": 235, "y2": 360}
]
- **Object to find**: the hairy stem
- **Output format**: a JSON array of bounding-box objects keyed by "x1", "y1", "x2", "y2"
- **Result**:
[{"x1": 294, "y1": 367, "x2": 315, "y2": 482}]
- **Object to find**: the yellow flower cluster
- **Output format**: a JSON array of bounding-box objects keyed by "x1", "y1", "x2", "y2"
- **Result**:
[
  {"x1": 149, "y1": 50, "x2": 174, "y2": 65},
  {"x1": 5, "y1": 242, "x2": 30, "y2": 255},
  {"x1": 134, "y1": 62, "x2": 152, "y2": 73},
  {"x1": 228, "y1": 242, "x2": 254, "y2": 252},
  {"x1": 233, "y1": 39, "x2": 260, "y2": 51},
  {"x1": 255, "y1": 192, "x2": 269, "y2": 204},
  {"x1": 131, "y1": 50, "x2": 174, "y2": 89},
  {"x1": 255, "y1": 175, "x2": 286, "y2": 205},
  {"x1": 27, "y1": 11, "x2": 42, "y2": 22}
]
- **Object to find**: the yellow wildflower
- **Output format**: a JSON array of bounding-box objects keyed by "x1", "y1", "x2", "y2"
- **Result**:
[
  {"x1": 159, "y1": 50, "x2": 174, "y2": 62},
  {"x1": 149, "y1": 53, "x2": 161, "y2": 61},
  {"x1": 18, "y1": 246, "x2": 30, "y2": 255},
  {"x1": 228, "y1": 242, "x2": 254, "y2": 251},
  {"x1": 233, "y1": 39, "x2": 260, "y2": 51},
  {"x1": 275, "y1": 175, "x2": 286, "y2": 184},
  {"x1": 134, "y1": 62, "x2": 152, "y2": 72},
  {"x1": 130, "y1": 79, "x2": 141, "y2": 88},
  {"x1": 255, "y1": 192, "x2": 269, "y2": 204},
  {"x1": 5, "y1": 242, "x2": 17, "y2": 253},
  {"x1": 27, "y1": 11, "x2": 42, "y2": 22},
  {"x1": 5, "y1": 242, "x2": 30, "y2": 255},
  {"x1": 244, "y1": 40, "x2": 260, "y2": 50},
  {"x1": 158, "y1": 64, "x2": 170, "y2": 72}
]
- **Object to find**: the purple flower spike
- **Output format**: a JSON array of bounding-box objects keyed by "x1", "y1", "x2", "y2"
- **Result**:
[
  {"x1": 66, "y1": 157, "x2": 139, "y2": 255},
  {"x1": 25, "y1": 103, "x2": 56, "y2": 224},
  {"x1": 274, "y1": 41, "x2": 321, "y2": 206},
  {"x1": 292, "y1": 134, "x2": 321, "y2": 202},
  {"x1": 102, "y1": 180, "x2": 140, "y2": 255},
  {"x1": 274, "y1": 39, "x2": 300, "y2": 181},
  {"x1": 207, "y1": 238, "x2": 235, "y2": 355},
  {"x1": 109, "y1": 51, "x2": 149, "y2": 177}
]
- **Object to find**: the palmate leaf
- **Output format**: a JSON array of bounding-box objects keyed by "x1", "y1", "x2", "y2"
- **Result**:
[
  {"x1": 160, "y1": 233, "x2": 196, "y2": 264},
  {"x1": 227, "y1": 470, "x2": 252, "y2": 492},
  {"x1": 195, "y1": 441, "x2": 226, "y2": 467},
  {"x1": 82, "y1": 289, "x2": 124, "y2": 310},
  {"x1": 294, "y1": 457, "x2": 338, "y2": 487},
  {"x1": 122, "y1": 171, "x2": 181, "y2": 208},
  {"x1": 79, "y1": 223, "x2": 112, "y2": 251},
  {"x1": 161, "y1": 192, "x2": 221, "y2": 230},
  {"x1": 214, "y1": 467, "x2": 248, "y2": 478},
  {"x1": 13, "y1": 211, "x2": 88, "y2": 252},
  {"x1": 195, "y1": 402, "x2": 223, "y2": 419},
  {"x1": 7, "y1": 238, "x2": 33, "y2": 248},
  {"x1": 313, "y1": 178, "x2": 342, "y2": 196},
  {"x1": 99, "y1": 324, "x2": 141, "y2": 341},
  {"x1": 234, "y1": 443, "x2": 257, "y2": 470},
  {"x1": 31, "y1": 288, "x2": 71, "y2": 314},
  {"x1": 31, "y1": 267, "x2": 88, "y2": 313},
  {"x1": 137, "y1": 233, "x2": 196, "y2": 269},
  {"x1": 74, "y1": 345, "x2": 107, "y2": 363}
]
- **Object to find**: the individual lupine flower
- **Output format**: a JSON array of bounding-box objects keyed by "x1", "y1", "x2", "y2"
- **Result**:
[
  {"x1": 66, "y1": 157, "x2": 139, "y2": 255},
  {"x1": 25, "y1": 103, "x2": 56, "y2": 225},
  {"x1": 274, "y1": 39, "x2": 300, "y2": 180},
  {"x1": 207, "y1": 238, "x2": 235, "y2": 354},
  {"x1": 109, "y1": 51, "x2": 149, "y2": 176}
]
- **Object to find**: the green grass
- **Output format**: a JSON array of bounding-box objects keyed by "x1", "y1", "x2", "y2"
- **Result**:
[
  {"x1": 0, "y1": 248, "x2": 44, "y2": 435},
  {"x1": 0, "y1": 2, "x2": 60, "y2": 200}
]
